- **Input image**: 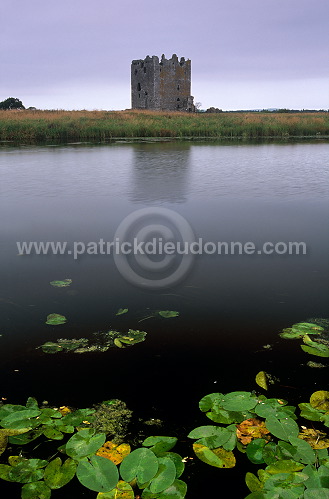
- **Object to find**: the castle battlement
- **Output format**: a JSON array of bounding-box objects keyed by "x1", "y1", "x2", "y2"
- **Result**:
[{"x1": 131, "y1": 54, "x2": 194, "y2": 112}]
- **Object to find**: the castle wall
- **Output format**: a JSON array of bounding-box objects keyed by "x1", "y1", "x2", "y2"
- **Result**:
[{"x1": 131, "y1": 54, "x2": 194, "y2": 112}]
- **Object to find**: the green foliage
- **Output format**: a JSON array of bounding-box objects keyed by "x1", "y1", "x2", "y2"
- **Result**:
[
  {"x1": 116, "y1": 308, "x2": 128, "y2": 316},
  {"x1": 45, "y1": 314, "x2": 67, "y2": 325},
  {"x1": 49, "y1": 279, "x2": 72, "y2": 288},
  {"x1": 0, "y1": 97, "x2": 25, "y2": 110},
  {"x1": 189, "y1": 387, "x2": 329, "y2": 498},
  {"x1": 76, "y1": 455, "x2": 119, "y2": 492},
  {"x1": 44, "y1": 458, "x2": 77, "y2": 489},
  {"x1": 279, "y1": 319, "x2": 329, "y2": 358},
  {"x1": 37, "y1": 329, "x2": 147, "y2": 354},
  {"x1": 65, "y1": 429, "x2": 106, "y2": 460},
  {"x1": 0, "y1": 397, "x2": 187, "y2": 498},
  {"x1": 157, "y1": 311, "x2": 179, "y2": 318}
]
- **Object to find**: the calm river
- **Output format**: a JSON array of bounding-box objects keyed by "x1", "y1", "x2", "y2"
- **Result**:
[{"x1": 0, "y1": 140, "x2": 328, "y2": 497}]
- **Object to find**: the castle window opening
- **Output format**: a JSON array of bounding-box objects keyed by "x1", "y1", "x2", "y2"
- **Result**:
[{"x1": 137, "y1": 83, "x2": 141, "y2": 91}]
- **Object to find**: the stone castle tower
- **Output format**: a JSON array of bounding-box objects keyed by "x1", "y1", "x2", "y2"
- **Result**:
[{"x1": 131, "y1": 54, "x2": 195, "y2": 112}]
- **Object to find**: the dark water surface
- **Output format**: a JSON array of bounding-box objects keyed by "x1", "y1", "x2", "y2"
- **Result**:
[{"x1": 0, "y1": 140, "x2": 328, "y2": 497}]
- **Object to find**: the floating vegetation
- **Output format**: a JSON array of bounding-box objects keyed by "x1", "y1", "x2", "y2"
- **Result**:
[
  {"x1": 307, "y1": 361, "x2": 327, "y2": 369},
  {"x1": 255, "y1": 371, "x2": 278, "y2": 391},
  {"x1": 45, "y1": 313, "x2": 67, "y2": 325},
  {"x1": 89, "y1": 400, "x2": 133, "y2": 444},
  {"x1": 158, "y1": 310, "x2": 179, "y2": 318},
  {"x1": 279, "y1": 319, "x2": 329, "y2": 358},
  {"x1": 49, "y1": 279, "x2": 72, "y2": 288},
  {"x1": 189, "y1": 388, "x2": 329, "y2": 497},
  {"x1": 37, "y1": 329, "x2": 147, "y2": 354},
  {"x1": 116, "y1": 308, "x2": 128, "y2": 316},
  {"x1": 0, "y1": 396, "x2": 186, "y2": 498},
  {"x1": 139, "y1": 310, "x2": 179, "y2": 322}
]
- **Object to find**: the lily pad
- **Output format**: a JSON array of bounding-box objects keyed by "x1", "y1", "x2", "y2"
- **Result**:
[
  {"x1": 158, "y1": 311, "x2": 179, "y2": 318},
  {"x1": 50, "y1": 279, "x2": 72, "y2": 288},
  {"x1": 310, "y1": 391, "x2": 329, "y2": 412},
  {"x1": 45, "y1": 314, "x2": 67, "y2": 325},
  {"x1": 192, "y1": 443, "x2": 236, "y2": 468},
  {"x1": 116, "y1": 308, "x2": 128, "y2": 316},
  {"x1": 255, "y1": 371, "x2": 269, "y2": 390}
]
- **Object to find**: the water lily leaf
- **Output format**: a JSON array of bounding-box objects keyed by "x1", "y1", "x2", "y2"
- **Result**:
[
  {"x1": 236, "y1": 419, "x2": 270, "y2": 445},
  {"x1": 96, "y1": 480, "x2": 134, "y2": 499},
  {"x1": 188, "y1": 425, "x2": 236, "y2": 451},
  {"x1": 50, "y1": 279, "x2": 72, "y2": 288},
  {"x1": 116, "y1": 308, "x2": 128, "y2": 316},
  {"x1": 42, "y1": 427, "x2": 64, "y2": 440},
  {"x1": 255, "y1": 372, "x2": 268, "y2": 390},
  {"x1": 265, "y1": 459, "x2": 305, "y2": 474},
  {"x1": 192, "y1": 443, "x2": 236, "y2": 468},
  {"x1": 0, "y1": 428, "x2": 31, "y2": 456},
  {"x1": 304, "y1": 488, "x2": 329, "y2": 499},
  {"x1": 255, "y1": 398, "x2": 296, "y2": 420},
  {"x1": 310, "y1": 391, "x2": 329, "y2": 411},
  {"x1": 298, "y1": 403, "x2": 323, "y2": 422},
  {"x1": 287, "y1": 436, "x2": 316, "y2": 464},
  {"x1": 66, "y1": 429, "x2": 106, "y2": 460},
  {"x1": 158, "y1": 310, "x2": 179, "y2": 318},
  {"x1": 245, "y1": 472, "x2": 263, "y2": 492},
  {"x1": 298, "y1": 428, "x2": 329, "y2": 449},
  {"x1": 292, "y1": 322, "x2": 324, "y2": 333},
  {"x1": 8, "y1": 428, "x2": 43, "y2": 445},
  {"x1": 143, "y1": 436, "x2": 178, "y2": 455},
  {"x1": 0, "y1": 464, "x2": 13, "y2": 481},
  {"x1": 221, "y1": 392, "x2": 258, "y2": 412},
  {"x1": 45, "y1": 313, "x2": 67, "y2": 325},
  {"x1": 8, "y1": 458, "x2": 48, "y2": 483},
  {"x1": 149, "y1": 456, "x2": 176, "y2": 493},
  {"x1": 60, "y1": 408, "x2": 94, "y2": 426},
  {"x1": 246, "y1": 439, "x2": 267, "y2": 464},
  {"x1": 21, "y1": 481, "x2": 52, "y2": 499},
  {"x1": 142, "y1": 478, "x2": 187, "y2": 499},
  {"x1": 161, "y1": 452, "x2": 185, "y2": 478},
  {"x1": 118, "y1": 330, "x2": 147, "y2": 345},
  {"x1": 26, "y1": 398, "x2": 39, "y2": 410},
  {"x1": 96, "y1": 441, "x2": 131, "y2": 464},
  {"x1": 120, "y1": 448, "x2": 159, "y2": 484},
  {"x1": 76, "y1": 455, "x2": 119, "y2": 492},
  {"x1": 301, "y1": 343, "x2": 329, "y2": 358},
  {"x1": 265, "y1": 416, "x2": 299, "y2": 442},
  {"x1": 303, "y1": 463, "x2": 329, "y2": 489},
  {"x1": 44, "y1": 457, "x2": 77, "y2": 489},
  {"x1": 39, "y1": 342, "x2": 63, "y2": 354},
  {"x1": 0, "y1": 408, "x2": 41, "y2": 429}
]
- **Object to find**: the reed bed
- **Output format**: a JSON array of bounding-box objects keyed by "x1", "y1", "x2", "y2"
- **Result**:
[{"x1": 0, "y1": 109, "x2": 328, "y2": 143}]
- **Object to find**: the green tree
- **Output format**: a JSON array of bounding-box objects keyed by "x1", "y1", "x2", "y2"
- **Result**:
[{"x1": 0, "y1": 97, "x2": 25, "y2": 110}]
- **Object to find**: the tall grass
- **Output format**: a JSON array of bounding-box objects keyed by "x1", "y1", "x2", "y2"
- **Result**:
[{"x1": 0, "y1": 109, "x2": 328, "y2": 143}]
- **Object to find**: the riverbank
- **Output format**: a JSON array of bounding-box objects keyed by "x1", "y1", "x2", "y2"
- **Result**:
[{"x1": 0, "y1": 109, "x2": 329, "y2": 142}]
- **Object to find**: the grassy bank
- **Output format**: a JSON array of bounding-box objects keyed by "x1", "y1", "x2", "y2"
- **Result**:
[{"x1": 0, "y1": 109, "x2": 329, "y2": 142}]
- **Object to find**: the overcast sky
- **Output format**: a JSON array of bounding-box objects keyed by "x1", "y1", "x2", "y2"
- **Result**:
[{"x1": 1, "y1": 0, "x2": 328, "y2": 111}]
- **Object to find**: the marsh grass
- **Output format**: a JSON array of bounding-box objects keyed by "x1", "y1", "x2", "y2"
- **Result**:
[{"x1": 0, "y1": 109, "x2": 328, "y2": 143}]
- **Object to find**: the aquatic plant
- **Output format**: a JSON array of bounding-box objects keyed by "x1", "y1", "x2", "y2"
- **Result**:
[
  {"x1": 279, "y1": 319, "x2": 329, "y2": 358},
  {"x1": 38, "y1": 329, "x2": 147, "y2": 354},
  {"x1": 188, "y1": 389, "x2": 329, "y2": 498},
  {"x1": 0, "y1": 397, "x2": 187, "y2": 498},
  {"x1": 49, "y1": 279, "x2": 72, "y2": 288}
]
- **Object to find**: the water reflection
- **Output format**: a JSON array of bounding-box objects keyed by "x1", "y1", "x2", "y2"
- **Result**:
[{"x1": 129, "y1": 142, "x2": 191, "y2": 204}]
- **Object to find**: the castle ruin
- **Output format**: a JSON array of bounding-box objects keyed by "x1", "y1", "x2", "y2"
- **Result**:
[{"x1": 131, "y1": 54, "x2": 195, "y2": 112}]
